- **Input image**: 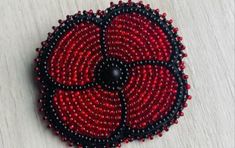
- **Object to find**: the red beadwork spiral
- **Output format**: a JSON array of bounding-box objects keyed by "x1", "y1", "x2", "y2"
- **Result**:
[{"x1": 35, "y1": 1, "x2": 191, "y2": 147}]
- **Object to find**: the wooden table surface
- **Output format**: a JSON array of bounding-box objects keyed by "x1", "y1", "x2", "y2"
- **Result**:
[{"x1": 0, "y1": 0, "x2": 234, "y2": 148}]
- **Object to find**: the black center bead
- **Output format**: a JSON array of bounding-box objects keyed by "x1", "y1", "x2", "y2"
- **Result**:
[
  {"x1": 95, "y1": 58, "x2": 130, "y2": 91},
  {"x1": 102, "y1": 67, "x2": 121, "y2": 82}
]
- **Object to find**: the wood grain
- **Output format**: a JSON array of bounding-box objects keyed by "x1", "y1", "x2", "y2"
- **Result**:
[{"x1": 0, "y1": 0, "x2": 234, "y2": 148}]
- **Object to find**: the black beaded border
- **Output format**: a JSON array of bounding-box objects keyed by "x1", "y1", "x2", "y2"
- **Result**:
[
  {"x1": 36, "y1": 14, "x2": 102, "y2": 91},
  {"x1": 102, "y1": 2, "x2": 188, "y2": 140},
  {"x1": 36, "y1": 14, "x2": 126, "y2": 147},
  {"x1": 125, "y1": 61, "x2": 188, "y2": 139},
  {"x1": 35, "y1": 1, "x2": 189, "y2": 147},
  {"x1": 100, "y1": 2, "x2": 183, "y2": 64},
  {"x1": 41, "y1": 88, "x2": 127, "y2": 147}
]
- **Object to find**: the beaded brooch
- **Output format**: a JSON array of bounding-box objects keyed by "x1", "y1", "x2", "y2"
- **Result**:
[{"x1": 35, "y1": 1, "x2": 191, "y2": 147}]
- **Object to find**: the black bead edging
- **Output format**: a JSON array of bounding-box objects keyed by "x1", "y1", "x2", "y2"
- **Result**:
[
  {"x1": 41, "y1": 87, "x2": 128, "y2": 148},
  {"x1": 36, "y1": 14, "x2": 103, "y2": 91},
  {"x1": 35, "y1": 2, "x2": 189, "y2": 147},
  {"x1": 100, "y1": 2, "x2": 183, "y2": 64},
  {"x1": 124, "y1": 61, "x2": 188, "y2": 139}
]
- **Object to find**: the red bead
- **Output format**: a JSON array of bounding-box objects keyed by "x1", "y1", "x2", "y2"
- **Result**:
[
  {"x1": 187, "y1": 95, "x2": 192, "y2": 100},
  {"x1": 186, "y1": 84, "x2": 191, "y2": 89},
  {"x1": 180, "y1": 112, "x2": 184, "y2": 116},
  {"x1": 173, "y1": 28, "x2": 179, "y2": 33},
  {"x1": 168, "y1": 19, "x2": 173, "y2": 24},
  {"x1": 183, "y1": 74, "x2": 189, "y2": 79},
  {"x1": 110, "y1": 2, "x2": 114, "y2": 6},
  {"x1": 162, "y1": 12, "x2": 167, "y2": 18}
]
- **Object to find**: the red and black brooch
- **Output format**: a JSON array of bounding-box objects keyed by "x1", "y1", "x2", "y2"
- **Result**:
[{"x1": 35, "y1": 1, "x2": 191, "y2": 147}]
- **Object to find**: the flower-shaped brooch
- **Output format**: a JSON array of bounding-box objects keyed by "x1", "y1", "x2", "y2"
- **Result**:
[{"x1": 35, "y1": 1, "x2": 191, "y2": 147}]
